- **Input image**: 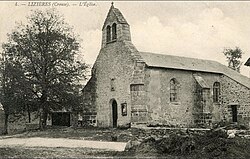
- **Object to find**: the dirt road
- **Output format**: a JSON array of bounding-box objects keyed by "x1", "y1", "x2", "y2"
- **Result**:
[{"x1": 0, "y1": 137, "x2": 127, "y2": 151}]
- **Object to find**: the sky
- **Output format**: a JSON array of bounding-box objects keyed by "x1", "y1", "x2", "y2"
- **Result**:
[{"x1": 0, "y1": 1, "x2": 250, "y2": 78}]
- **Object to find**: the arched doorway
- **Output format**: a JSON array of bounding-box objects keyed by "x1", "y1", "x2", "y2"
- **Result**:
[{"x1": 111, "y1": 100, "x2": 118, "y2": 128}]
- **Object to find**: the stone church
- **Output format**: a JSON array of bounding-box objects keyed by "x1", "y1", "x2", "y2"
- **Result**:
[{"x1": 81, "y1": 4, "x2": 250, "y2": 128}]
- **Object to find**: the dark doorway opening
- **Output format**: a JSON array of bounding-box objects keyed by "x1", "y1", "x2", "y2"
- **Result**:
[
  {"x1": 231, "y1": 105, "x2": 238, "y2": 122},
  {"x1": 112, "y1": 100, "x2": 118, "y2": 128},
  {"x1": 52, "y1": 112, "x2": 70, "y2": 126}
]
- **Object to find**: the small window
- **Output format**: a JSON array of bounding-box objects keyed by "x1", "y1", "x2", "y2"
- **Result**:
[
  {"x1": 112, "y1": 23, "x2": 117, "y2": 40},
  {"x1": 106, "y1": 25, "x2": 111, "y2": 42},
  {"x1": 213, "y1": 82, "x2": 220, "y2": 102},
  {"x1": 130, "y1": 84, "x2": 144, "y2": 91},
  {"x1": 111, "y1": 78, "x2": 115, "y2": 91},
  {"x1": 170, "y1": 78, "x2": 178, "y2": 102}
]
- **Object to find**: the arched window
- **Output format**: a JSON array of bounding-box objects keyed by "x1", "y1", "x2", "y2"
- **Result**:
[
  {"x1": 106, "y1": 25, "x2": 111, "y2": 42},
  {"x1": 112, "y1": 23, "x2": 117, "y2": 40},
  {"x1": 170, "y1": 78, "x2": 178, "y2": 102},
  {"x1": 213, "y1": 82, "x2": 220, "y2": 102}
]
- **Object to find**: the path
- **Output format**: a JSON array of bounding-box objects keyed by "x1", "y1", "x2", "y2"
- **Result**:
[{"x1": 0, "y1": 137, "x2": 127, "y2": 151}]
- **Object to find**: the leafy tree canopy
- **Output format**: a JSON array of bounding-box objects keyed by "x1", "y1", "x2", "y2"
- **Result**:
[
  {"x1": 223, "y1": 47, "x2": 243, "y2": 73},
  {"x1": 1, "y1": 9, "x2": 89, "y2": 129}
]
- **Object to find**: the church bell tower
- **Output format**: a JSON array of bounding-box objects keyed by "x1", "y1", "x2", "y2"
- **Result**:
[{"x1": 101, "y1": 3, "x2": 131, "y2": 48}]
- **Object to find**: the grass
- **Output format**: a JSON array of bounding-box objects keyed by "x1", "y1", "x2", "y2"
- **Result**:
[
  {"x1": 0, "y1": 147, "x2": 188, "y2": 158},
  {"x1": 2, "y1": 127, "x2": 250, "y2": 158},
  {"x1": 9, "y1": 126, "x2": 133, "y2": 142},
  {"x1": 0, "y1": 127, "x2": 137, "y2": 158},
  {"x1": 0, "y1": 127, "x2": 187, "y2": 158},
  {"x1": 0, "y1": 147, "x2": 136, "y2": 158}
]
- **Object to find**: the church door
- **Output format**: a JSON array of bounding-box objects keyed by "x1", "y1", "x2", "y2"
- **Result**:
[{"x1": 112, "y1": 100, "x2": 118, "y2": 128}]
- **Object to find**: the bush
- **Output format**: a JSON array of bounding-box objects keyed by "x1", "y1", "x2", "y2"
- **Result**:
[
  {"x1": 157, "y1": 135, "x2": 195, "y2": 155},
  {"x1": 135, "y1": 134, "x2": 196, "y2": 155},
  {"x1": 206, "y1": 129, "x2": 228, "y2": 139},
  {"x1": 213, "y1": 121, "x2": 248, "y2": 130},
  {"x1": 135, "y1": 137, "x2": 159, "y2": 153}
]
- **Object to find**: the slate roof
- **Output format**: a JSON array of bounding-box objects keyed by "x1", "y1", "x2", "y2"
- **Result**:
[
  {"x1": 112, "y1": 7, "x2": 128, "y2": 24},
  {"x1": 139, "y1": 52, "x2": 250, "y2": 88},
  {"x1": 245, "y1": 58, "x2": 250, "y2": 66},
  {"x1": 102, "y1": 5, "x2": 128, "y2": 30}
]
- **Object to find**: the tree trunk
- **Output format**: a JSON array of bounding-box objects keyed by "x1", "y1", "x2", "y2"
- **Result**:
[
  {"x1": 39, "y1": 107, "x2": 48, "y2": 130},
  {"x1": 39, "y1": 108, "x2": 43, "y2": 130},
  {"x1": 42, "y1": 108, "x2": 48, "y2": 128},
  {"x1": 39, "y1": 90, "x2": 48, "y2": 130},
  {"x1": 3, "y1": 113, "x2": 9, "y2": 135},
  {"x1": 27, "y1": 104, "x2": 31, "y2": 123},
  {"x1": 72, "y1": 111, "x2": 78, "y2": 129}
]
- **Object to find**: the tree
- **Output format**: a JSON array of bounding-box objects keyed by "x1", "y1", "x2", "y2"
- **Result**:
[
  {"x1": 0, "y1": 56, "x2": 41, "y2": 134},
  {"x1": 223, "y1": 47, "x2": 244, "y2": 72},
  {"x1": 1, "y1": 9, "x2": 88, "y2": 131},
  {"x1": 0, "y1": 59, "x2": 31, "y2": 134}
]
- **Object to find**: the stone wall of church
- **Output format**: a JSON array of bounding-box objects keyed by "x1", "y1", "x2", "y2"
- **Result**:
[
  {"x1": 145, "y1": 68, "x2": 197, "y2": 127},
  {"x1": 194, "y1": 72, "x2": 222, "y2": 125},
  {"x1": 220, "y1": 75, "x2": 250, "y2": 127},
  {"x1": 93, "y1": 42, "x2": 137, "y2": 127},
  {"x1": 130, "y1": 61, "x2": 148, "y2": 125},
  {"x1": 80, "y1": 76, "x2": 97, "y2": 127},
  {"x1": 82, "y1": 76, "x2": 97, "y2": 114},
  {"x1": 144, "y1": 68, "x2": 224, "y2": 127}
]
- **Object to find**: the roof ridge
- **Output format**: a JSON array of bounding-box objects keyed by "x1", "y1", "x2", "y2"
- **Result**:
[
  {"x1": 139, "y1": 51, "x2": 250, "y2": 88},
  {"x1": 140, "y1": 51, "x2": 220, "y2": 64},
  {"x1": 102, "y1": 6, "x2": 128, "y2": 30},
  {"x1": 124, "y1": 41, "x2": 144, "y2": 62},
  {"x1": 112, "y1": 8, "x2": 128, "y2": 24}
]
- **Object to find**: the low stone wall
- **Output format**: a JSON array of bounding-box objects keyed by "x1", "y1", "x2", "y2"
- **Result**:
[
  {"x1": 129, "y1": 127, "x2": 210, "y2": 142},
  {"x1": 8, "y1": 112, "x2": 39, "y2": 134},
  {"x1": 25, "y1": 123, "x2": 39, "y2": 130},
  {"x1": 124, "y1": 127, "x2": 211, "y2": 150}
]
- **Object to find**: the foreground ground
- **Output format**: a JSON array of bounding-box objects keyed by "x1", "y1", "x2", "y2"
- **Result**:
[
  {"x1": 0, "y1": 137, "x2": 127, "y2": 151},
  {"x1": 0, "y1": 146, "x2": 181, "y2": 158},
  {"x1": 0, "y1": 147, "x2": 136, "y2": 158},
  {"x1": 0, "y1": 127, "x2": 138, "y2": 158},
  {"x1": 1, "y1": 126, "x2": 250, "y2": 158},
  {"x1": 4, "y1": 126, "x2": 133, "y2": 142}
]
